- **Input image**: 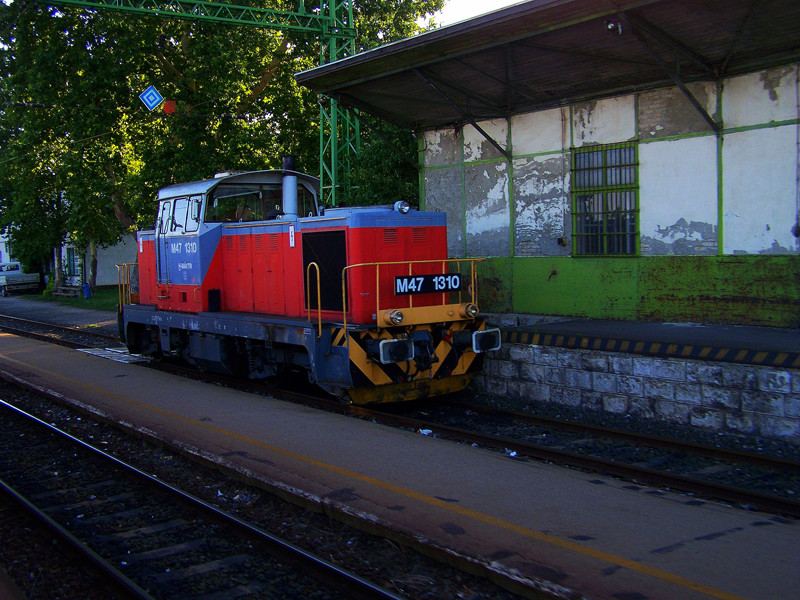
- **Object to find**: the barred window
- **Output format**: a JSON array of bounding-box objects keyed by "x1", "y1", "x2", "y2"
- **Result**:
[{"x1": 571, "y1": 142, "x2": 638, "y2": 256}]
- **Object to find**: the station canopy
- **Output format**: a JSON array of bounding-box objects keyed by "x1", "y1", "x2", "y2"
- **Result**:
[{"x1": 296, "y1": 0, "x2": 800, "y2": 132}]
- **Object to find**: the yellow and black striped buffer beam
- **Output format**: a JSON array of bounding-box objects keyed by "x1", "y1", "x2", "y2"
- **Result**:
[{"x1": 342, "y1": 322, "x2": 487, "y2": 389}]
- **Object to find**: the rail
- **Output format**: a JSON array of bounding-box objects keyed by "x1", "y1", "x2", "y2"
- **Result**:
[{"x1": 340, "y1": 257, "x2": 484, "y2": 333}]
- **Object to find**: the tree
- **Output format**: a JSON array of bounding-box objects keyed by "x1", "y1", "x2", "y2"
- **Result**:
[
  {"x1": 0, "y1": 0, "x2": 446, "y2": 273},
  {"x1": 337, "y1": 119, "x2": 419, "y2": 206}
]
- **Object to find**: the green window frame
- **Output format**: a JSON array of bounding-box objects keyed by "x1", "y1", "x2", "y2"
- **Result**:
[
  {"x1": 571, "y1": 141, "x2": 639, "y2": 256},
  {"x1": 65, "y1": 247, "x2": 79, "y2": 277}
]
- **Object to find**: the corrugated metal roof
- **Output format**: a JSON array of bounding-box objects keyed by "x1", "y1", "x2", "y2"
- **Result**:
[{"x1": 296, "y1": 0, "x2": 800, "y2": 130}]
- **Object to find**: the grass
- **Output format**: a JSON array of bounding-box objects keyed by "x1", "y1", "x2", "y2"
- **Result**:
[{"x1": 21, "y1": 285, "x2": 121, "y2": 312}]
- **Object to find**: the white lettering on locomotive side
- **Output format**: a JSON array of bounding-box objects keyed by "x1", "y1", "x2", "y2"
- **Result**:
[
  {"x1": 395, "y1": 277, "x2": 425, "y2": 294},
  {"x1": 434, "y1": 274, "x2": 460, "y2": 290},
  {"x1": 169, "y1": 241, "x2": 198, "y2": 253}
]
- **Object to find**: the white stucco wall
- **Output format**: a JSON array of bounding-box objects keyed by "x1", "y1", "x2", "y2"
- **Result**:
[
  {"x1": 723, "y1": 66, "x2": 798, "y2": 128},
  {"x1": 572, "y1": 96, "x2": 636, "y2": 147},
  {"x1": 723, "y1": 126, "x2": 799, "y2": 254},
  {"x1": 511, "y1": 107, "x2": 569, "y2": 155},
  {"x1": 639, "y1": 136, "x2": 719, "y2": 255},
  {"x1": 95, "y1": 235, "x2": 138, "y2": 286}
]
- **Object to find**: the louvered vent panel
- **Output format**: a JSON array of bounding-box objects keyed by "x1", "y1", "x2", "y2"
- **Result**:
[
  {"x1": 269, "y1": 234, "x2": 279, "y2": 249},
  {"x1": 383, "y1": 229, "x2": 399, "y2": 244},
  {"x1": 412, "y1": 228, "x2": 427, "y2": 244}
]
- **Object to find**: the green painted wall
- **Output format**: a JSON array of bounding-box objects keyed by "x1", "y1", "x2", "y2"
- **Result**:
[{"x1": 476, "y1": 255, "x2": 800, "y2": 327}]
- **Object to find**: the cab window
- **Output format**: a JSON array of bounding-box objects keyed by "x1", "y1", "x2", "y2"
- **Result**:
[
  {"x1": 172, "y1": 198, "x2": 189, "y2": 232},
  {"x1": 158, "y1": 201, "x2": 172, "y2": 235},
  {"x1": 187, "y1": 196, "x2": 201, "y2": 232}
]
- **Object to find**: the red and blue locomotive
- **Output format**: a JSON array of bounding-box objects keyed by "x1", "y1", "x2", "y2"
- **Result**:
[{"x1": 118, "y1": 158, "x2": 500, "y2": 404}]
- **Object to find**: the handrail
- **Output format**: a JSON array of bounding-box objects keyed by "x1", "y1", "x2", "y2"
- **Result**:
[
  {"x1": 305, "y1": 262, "x2": 322, "y2": 337},
  {"x1": 340, "y1": 257, "x2": 484, "y2": 337},
  {"x1": 116, "y1": 263, "x2": 135, "y2": 311}
]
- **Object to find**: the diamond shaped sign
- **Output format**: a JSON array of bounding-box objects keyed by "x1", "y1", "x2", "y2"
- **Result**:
[{"x1": 139, "y1": 86, "x2": 164, "y2": 111}]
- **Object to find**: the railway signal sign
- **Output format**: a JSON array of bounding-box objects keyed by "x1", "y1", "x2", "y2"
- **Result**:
[{"x1": 139, "y1": 86, "x2": 164, "y2": 111}]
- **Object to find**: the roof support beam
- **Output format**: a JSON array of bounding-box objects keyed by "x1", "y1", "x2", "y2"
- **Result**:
[
  {"x1": 625, "y1": 12, "x2": 717, "y2": 76},
  {"x1": 415, "y1": 67, "x2": 502, "y2": 115},
  {"x1": 453, "y1": 55, "x2": 540, "y2": 107},
  {"x1": 413, "y1": 68, "x2": 511, "y2": 160},
  {"x1": 627, "y1": 20, "x2": 721, "y2": 133},
  {"x1": 721, "y1": 0, "x2": 764, "y2": 73}
]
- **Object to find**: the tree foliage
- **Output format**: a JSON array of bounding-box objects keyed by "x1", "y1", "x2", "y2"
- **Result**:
[
  {"x1": 338, "y1": 119, "x2": 419, "y2": 206},
  {"x1": 0, "y1": 0, "x2": 443, "y2": 274}
]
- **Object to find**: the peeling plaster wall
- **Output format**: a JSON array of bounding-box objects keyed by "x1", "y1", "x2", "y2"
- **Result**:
[
  {"x1": 572, "y1": 96, "x2": 636, "y2": 146},
  {"x1": 463, "y1": 119, "x2": 508, "y2": 162},
  {"x1": 424, "y1": 167, "x2": 464, "y2": 257},
  {"x1": 723, "y1": 66, "x2": 798, "y2": 128},
  {"x1": 638, "y1": 82, "x2": 717, "y2": 139},
  {"x1": 418, "y1": 62, "x2": 800, "y2": 325},
  {"x1": 465, "y1": 161, "x2": 511, "y2": 257},
  {"x1": 423, "y1": 129, "x2": 460, "y2": 167},
  {"x1": 639, "y1": 137, "x2": 718, "y2": 255},
  {"x1": 513, "y1": 154, "x2": 571, "y2": 256}
]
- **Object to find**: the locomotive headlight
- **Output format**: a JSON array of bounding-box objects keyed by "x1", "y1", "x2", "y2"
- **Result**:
[
  {"x1": 459, "y1": 303, "x2": 479, "y2": 318},
  {"x1": 393, "y1": 200, "x2": 411, "y2": 214},
  {"x1": 384, "y1": 309, "x2": 405, "y2": 325}
]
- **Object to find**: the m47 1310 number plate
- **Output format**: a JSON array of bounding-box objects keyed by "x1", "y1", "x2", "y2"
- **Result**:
[{"x1": 394, "y1": 274, "x2": 462, "y2": 295}]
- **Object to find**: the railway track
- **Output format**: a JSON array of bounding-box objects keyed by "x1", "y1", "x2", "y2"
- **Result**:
[
  {"x1": 0, "y1": 313, "x2": 120, "y2": 348},
  {"x1": 0, "y1": 399, "x2": 405, "y2": 600},
  {"x1": 3, "y1": 313, "x2": 799, "y2": 518},
  {"x1": 365, "y1": 400, "x2": 800, "y2": 518}
]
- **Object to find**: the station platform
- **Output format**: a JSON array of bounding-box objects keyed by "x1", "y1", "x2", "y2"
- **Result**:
[
  {"x1": 495, "y1": 316, "x2": 800, "y2": 369},
  {"x1": 0, "y1": 331, "x2": 796, "y2": 600}
]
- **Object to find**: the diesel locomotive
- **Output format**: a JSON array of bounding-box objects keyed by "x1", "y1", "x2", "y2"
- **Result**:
[{"x1": 118, "y1": 158, "x2": 500, "y2": 404}]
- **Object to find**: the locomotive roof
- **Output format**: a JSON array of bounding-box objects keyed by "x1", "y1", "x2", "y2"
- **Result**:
[{"x1": 157, "y1": 170, "x2": 320, "y2": 201}]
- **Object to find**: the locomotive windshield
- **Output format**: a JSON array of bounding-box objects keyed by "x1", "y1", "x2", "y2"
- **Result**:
[
  {"x1": 205, "y1": 183, "x2": 317, "y2": 222},
  {"x1": 157, "y1": 196, "x2": 201, "y2": 234}
]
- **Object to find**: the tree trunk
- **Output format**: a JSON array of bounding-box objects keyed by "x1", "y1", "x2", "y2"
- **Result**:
[
  {"x1": 88, "y1": 241, "x2": 98, "y2": 293},
  {"x1": 53, "y1": 246, "x2": 63, "y2": 290}
]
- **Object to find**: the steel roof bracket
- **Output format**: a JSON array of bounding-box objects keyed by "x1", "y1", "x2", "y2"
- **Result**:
[
  {"x1": 624, "y1": 15, "x2": 721, "y2": 134},
  {"x1": 413, "y1": 68, "x2": 512, "y2": 160}
]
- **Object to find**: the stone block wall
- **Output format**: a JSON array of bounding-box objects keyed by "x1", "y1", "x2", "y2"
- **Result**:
[{"x1": 475, "y1": 343, "x2": 800, "y2": 444}]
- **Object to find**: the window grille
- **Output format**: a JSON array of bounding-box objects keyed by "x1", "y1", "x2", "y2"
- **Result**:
[{"x1": 571, "y1": 142, "x2": 638, "y2": 256}]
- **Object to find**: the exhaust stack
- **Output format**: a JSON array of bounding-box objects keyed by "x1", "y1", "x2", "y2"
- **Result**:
[{"x1": 282, "y1": 155, "x2": 298, "y2": 218}]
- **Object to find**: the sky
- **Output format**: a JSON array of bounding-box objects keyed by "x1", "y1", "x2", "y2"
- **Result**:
[{"x1": 433, "y1": 0, "x2": 524, "y2": 26}]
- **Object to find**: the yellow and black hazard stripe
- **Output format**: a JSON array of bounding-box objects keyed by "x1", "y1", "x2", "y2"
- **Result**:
[
  {"x1": 503, "y1": 330, "x2": 800, "y2": 368},
  {"x1": 341, "y1": 320, "x2": 489, "y2": 404}
]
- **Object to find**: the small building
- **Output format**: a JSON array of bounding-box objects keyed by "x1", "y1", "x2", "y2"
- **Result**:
[
  {"x1": 59, "y1": 236, "x2": 138, "y2": 289},
  {"x1": 297, "y1": 0, "x2": 800, "y2": 327}
]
